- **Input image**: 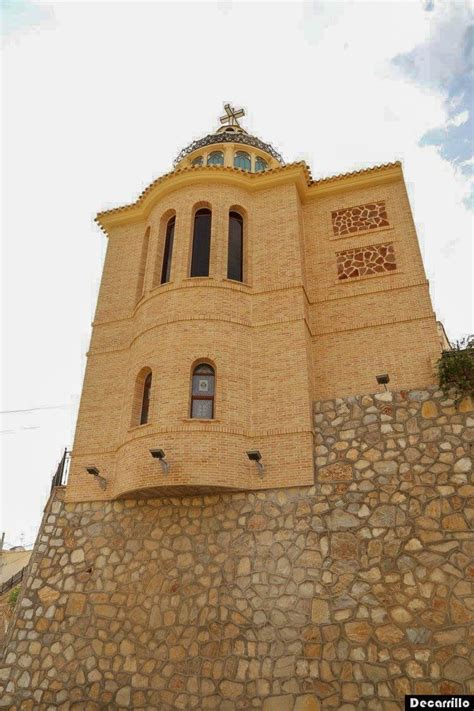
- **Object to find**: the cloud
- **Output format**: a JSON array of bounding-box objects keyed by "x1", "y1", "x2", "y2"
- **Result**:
[
  {"x1": 393, "y1": 2, "x2": 473, "y2": 194},
  {"x1": 449, "y1": 110, "x2": 469, "y2": 127}
]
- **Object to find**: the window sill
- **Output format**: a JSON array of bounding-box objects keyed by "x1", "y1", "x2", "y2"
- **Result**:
[
  {"x1": 222, "y1": 278, "x2": 252, "y2": 288},
  {"x1": 181, "y1": 418, "x2": 220, "y2": 423},
  {"x1": 128, "y1": 422, "x2": 152, "y2": 433},
  {"x1": 183, "y1": 277, "x2": 214, "y2": 282},
  {"x1": 150, "y1": 281, "x2": 175, "y2": 291}
]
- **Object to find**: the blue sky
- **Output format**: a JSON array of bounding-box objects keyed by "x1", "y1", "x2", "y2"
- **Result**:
[
  {"x1": 1, "y1": 0, "x2": 473, "y2": 548},
  {"x1": 393, "y1": 1, "x2": 473, "y2": 208}
]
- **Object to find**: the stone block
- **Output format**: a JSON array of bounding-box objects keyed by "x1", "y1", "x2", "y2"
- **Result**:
[
  {"x1": 65, "y1": 593, "x2": 86, "y2": 617},
  {"x1": 318, "y1": 463, "x2": 353, "y2": 481},
  {"x1": 312, "y1": 599, "x2": 330, "y2": 623},
  {"x1": 294, "y1": 696, "x2": 320, "y2": 711},
  {"x1": 263, "y1": 695, "x2": 293, "y2": 711},
  {"x1": 331, "y1": 532, "x2": 358, "y2": 560},
  {"x1": 421, "y1": 401, "x2": 438, "y2": 418}
]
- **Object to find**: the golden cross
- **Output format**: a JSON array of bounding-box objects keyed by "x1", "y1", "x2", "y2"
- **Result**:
[{"x1": 220, "y1": 103, "x2": 245, "y2": 127}]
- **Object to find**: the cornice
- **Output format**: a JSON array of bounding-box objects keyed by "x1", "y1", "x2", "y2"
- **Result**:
[{"x1": 95, "y1": 161, "x2": 403, "y2": 234}]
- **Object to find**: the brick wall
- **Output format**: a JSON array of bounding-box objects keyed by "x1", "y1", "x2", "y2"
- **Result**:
[{"x1": 66, "y1": 164, "x2": 441, "y2": 502}]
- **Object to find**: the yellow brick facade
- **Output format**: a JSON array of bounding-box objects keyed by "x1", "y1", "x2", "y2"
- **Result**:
[{"x1": 66, "y1": 137, "x2": 441, "y2": 502}]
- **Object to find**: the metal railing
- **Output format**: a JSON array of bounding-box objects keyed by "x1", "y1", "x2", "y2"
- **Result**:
[
  {"x1": 0, "y1": 566, "x2": 26, "y2": 596},
  {"x1": 50, "y1": 448, "x2": 71, "y2": 492}
]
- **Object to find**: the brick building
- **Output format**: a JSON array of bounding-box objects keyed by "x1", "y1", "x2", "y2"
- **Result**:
[
  {"x1": 66, "y1": 105, "x2": 442, "y2": 502},
  {"x1": 2, "y1": 107, "x2": 472, "y2": 710}
]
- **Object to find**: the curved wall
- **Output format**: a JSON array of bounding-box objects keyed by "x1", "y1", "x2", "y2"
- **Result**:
[{"x1": 67, "y1": 178, "x2": 314, "y2": 501}]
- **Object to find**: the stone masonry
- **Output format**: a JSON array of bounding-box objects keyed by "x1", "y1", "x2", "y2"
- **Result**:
[{"x1": 0, "y1": 386, "x2": 473, "y2": 709}]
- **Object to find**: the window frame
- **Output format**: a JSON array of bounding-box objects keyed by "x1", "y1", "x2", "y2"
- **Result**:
[
  {"x1": 207, "y1": 151, "x2": 224, "y2": 166},
  {"x1": 234, "y1": 151, "x2": 251, "y2": 171},
  {"x1": 190, "y1": 363, "x2": 215, "y2": 419}
]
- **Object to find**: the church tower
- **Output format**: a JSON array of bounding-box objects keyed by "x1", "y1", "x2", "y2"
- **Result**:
[
  {"x1": 66, "y1": 104, "x2": 441, "y2": 502},
  {"x1": 4, "y1": 107, "x2": 470, "y2": 710}
]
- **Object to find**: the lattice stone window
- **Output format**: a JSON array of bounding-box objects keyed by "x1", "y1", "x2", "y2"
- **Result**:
[
  {"x1": 332, "y1": 201, "x2": 389, "y2": 237},
  {"x1": 337, "y1": 243, "x2": 396, "y2": 280}
]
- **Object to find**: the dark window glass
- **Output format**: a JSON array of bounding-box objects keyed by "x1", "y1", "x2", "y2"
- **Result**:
[
  {"x1": 190, "y1": 209, "x2": 211, "y2": 277},
  {"x1": 191, "y1": 364, "x2": 215, "y2": 419},
  {"x1": 227, "y1": 212, "x2": 243, "y2": 282},
  {"x1": 140, "y1": 372, "x2": 152, "y2": 425},
  {"x1": 255, "y1": 156, "x2": 267, "y2": 172},
  {"x1": 160, "y1": 217, "x2": 175, "y2": 284},
  {"x1": 192, "y1": 156, "x2": 203, "y2": 166}
]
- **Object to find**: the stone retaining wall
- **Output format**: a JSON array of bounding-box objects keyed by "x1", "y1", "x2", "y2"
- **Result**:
[{"x1": 0, "y1": 387, "x2": 473, "y2": 709}]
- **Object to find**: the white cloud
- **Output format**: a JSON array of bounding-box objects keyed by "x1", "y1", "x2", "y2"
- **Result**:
[
  {"x1": 448, "y1": 110, "x2": 470, "y2": 127},
  {"x1": 2, "y1": 0, "x2": 472, "y2": 546}
]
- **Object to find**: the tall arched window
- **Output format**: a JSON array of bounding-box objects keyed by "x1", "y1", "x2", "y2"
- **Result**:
[
  {"x1": 227, "y1": 211, "x2": 243, "y2": 282},
  {"x1": 255, "y1": 156, "x2": 267, "y2": 172},
  {"x1": 190, "y1": 208, "x2": 212, "y2": 277},
  {"x1": 140, "y1": 372, "x2": 152, "y2": 425},
  {"x1": 191, "y1": 364, "x2": 215, "y2": 419},
  {"x1": 207, "y1": 151, "x2": 224, "y2": 166},
  {"x1": 136, "y1": 227, "x2": 150, "y2": 303},
  {"x1": 234, "y1": 152, "x2": 251, "y2": 171},
  {"x1": 160, "y1": 216, "x2": 175, "y2": 284}
]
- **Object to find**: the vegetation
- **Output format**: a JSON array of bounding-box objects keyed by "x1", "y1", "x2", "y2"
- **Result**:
[
  {"x1": 7, "y1": 586, "x2": 20, "y2": 609},
  {"x1": 437, "y1": 336, "x2": 474, "y2": 398}
]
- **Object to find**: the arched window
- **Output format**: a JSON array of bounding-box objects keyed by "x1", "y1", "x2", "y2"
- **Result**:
[
  {"x1": 160, "y1": 216, "x2": 175, "y2": 284},
  {"x1": 207, "y1": 151, "x2": 224, "y2": 166},
  {"x1": 192, "y1": 156, "x2": 203, "y2": 166},
  {"x1": 234, "y1": 152, "x2": 251, "y2": 171},
  {"x1": 255, "y1": 156, "x2": 267, "y2": 172},
  {"x1": 136, "y1": 227, "x2": 150, "y2": 303},
  {"x1": 190, "y1": 208, "x2": 212, "y2": 277},
  {"x1": 140, "y1": 372, "x2": 152, "y2": 425},
  {"x1": 227, "y1": 211, "x2": 243, "y2": 282},
  {"x1": 191, "y1": 364, "x2": 215, "y2": 419}
]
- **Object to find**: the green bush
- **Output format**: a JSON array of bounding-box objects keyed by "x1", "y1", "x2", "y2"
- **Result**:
[
  {"x1": 437, "y1": 336, "x2": 474, "y2": 398},
  {"x1": 7, "y1": 586, "x2": 20, "y2": 608}
]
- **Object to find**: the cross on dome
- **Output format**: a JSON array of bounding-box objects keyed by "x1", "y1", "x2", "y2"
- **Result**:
[{"x1": 220, "y1": 103, "x2": 245, "y2": 128}]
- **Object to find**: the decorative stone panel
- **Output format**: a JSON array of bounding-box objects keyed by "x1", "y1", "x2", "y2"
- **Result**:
[
  {"x1": 1, "y1": 387, "x2": 472, "y2": 709},
  {"x1": 332, "y1": 201, "x2": 389, "y2": 237},
  {"x1": 337, "y1": 242, "x2": 396, "y2": 280}
]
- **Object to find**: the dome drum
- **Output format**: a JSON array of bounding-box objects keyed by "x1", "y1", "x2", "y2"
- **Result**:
[{"x1": 174, "y1": 132, "x2": 284, "y2": 170}]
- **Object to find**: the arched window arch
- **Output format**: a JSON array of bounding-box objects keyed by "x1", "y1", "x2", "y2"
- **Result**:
[
  {"x1": 190, "y1": 208, "x2": 212, "y2": 277},
  {"x1": 191, "y1": 364, "x2": 215, "y2": 419},
  {"x1": 255, "y1": 156, "x2": 267, "y2": 172},
  {"x1": 160, "y1": 216, "x2": 175, "y2": 284},
  {"x1": 234, "y1": 152, "x2": 251, "y2": 171},
  {"x1": 227, "y1": 211, "x2": 244, "y2": 282},
  {"x1": 207, "y1": 151, "x2": 224, "y2": 166},
  {"x1": 192, "y1": 156, "x2": 203, "y2": 166}
]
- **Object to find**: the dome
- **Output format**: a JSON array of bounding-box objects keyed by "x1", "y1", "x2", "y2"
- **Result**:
[{"x1": 173, "y1": 104, "x2": 284, "y2": 168}]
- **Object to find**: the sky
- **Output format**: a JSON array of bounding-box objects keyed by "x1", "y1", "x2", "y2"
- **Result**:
[{"x1": 1, "y1": 0, "x2": 473, "y2": 549}]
